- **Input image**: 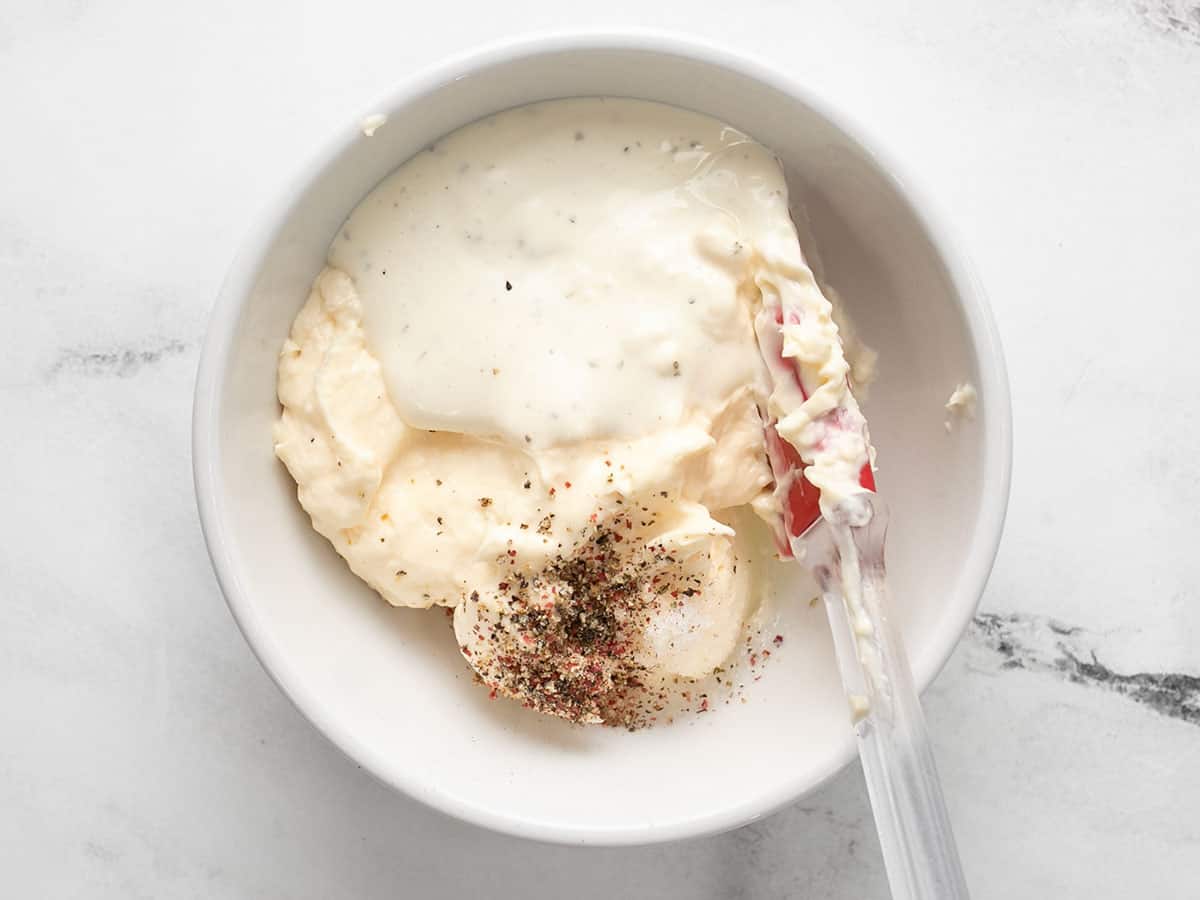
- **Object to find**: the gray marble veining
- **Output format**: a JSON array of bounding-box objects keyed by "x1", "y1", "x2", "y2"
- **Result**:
[
  {"x1": 47, "y1": 338, "x2": 196, "y2": 380},
  {"x1": 970, "y1": 613, "x2": 1200, "y2": 726},
  {"x1": 1136, "y1": 0, "x2": 1200, "y2": 43}
]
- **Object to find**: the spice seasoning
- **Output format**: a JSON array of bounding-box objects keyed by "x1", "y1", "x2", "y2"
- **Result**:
[{"x1": 457, "y1": 518, "x2": 698, "y2": 729}]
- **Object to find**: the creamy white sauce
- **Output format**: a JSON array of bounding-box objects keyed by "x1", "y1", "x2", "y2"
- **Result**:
[
  {"x1": 332, "y1": 98, "x2": 782, "y2": 449},
  {"x1": 274, "y1": 98, "x2": 873, "y2": 724}
]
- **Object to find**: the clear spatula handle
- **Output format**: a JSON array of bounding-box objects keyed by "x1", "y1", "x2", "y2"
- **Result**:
[{"x1": 799, "y1": 495, "x2": 970, "y2": 900}]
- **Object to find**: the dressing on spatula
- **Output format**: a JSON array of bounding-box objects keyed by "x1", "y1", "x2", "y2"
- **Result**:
[{"x1": 755, "y1": 261, "x2": 971, "y2": 900}]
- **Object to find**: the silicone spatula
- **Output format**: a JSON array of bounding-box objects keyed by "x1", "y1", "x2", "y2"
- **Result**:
[{"x1": 755, "y1": 299, "x2": 971, "y2": 900}]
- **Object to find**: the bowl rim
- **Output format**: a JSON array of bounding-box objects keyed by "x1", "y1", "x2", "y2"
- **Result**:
[{"x1": 192, "y1": 27, "x2": 1013, "y2": 846}]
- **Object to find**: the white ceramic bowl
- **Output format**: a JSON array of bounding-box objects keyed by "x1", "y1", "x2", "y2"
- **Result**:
[{"x1": 193, "y1": 31, "x2": 1011, "y2": 846}]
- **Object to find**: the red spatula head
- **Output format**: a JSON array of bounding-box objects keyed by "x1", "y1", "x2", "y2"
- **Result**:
[{"x1": 763, "y1": 418, "x2": 875, "y2": 557}]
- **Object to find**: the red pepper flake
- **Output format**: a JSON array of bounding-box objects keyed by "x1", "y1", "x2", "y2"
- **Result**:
[
  {"x1": 773, "y1": 634, "x2": 784, "y2": 646},
  {"x1": 460, "y1": 645, "x2": 472, "y2": 656},
  {"x1": 564, "y1": 481, "x2": 572, "y2": 489},
  {"x1": 548, "y1": 487, "x2": 556, "y2": 497},
  {"x1": 507, "y1": 549, "x2": 517, "y2": 557}
]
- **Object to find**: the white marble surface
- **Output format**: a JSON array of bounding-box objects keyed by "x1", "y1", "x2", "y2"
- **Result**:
[{"x1": 2, "y1": 1, "x2": 1198, "y2": 896}]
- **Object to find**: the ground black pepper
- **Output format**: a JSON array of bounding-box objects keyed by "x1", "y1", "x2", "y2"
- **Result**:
[{"x1": 457, "y1": 518, "x2": 694, "y2": 729}]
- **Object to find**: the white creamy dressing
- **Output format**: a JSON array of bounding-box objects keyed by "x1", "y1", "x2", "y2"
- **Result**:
[
  {"x1": 331, "y1": 98, "x2": 781, "y2": 449},
  {"x1": 274, "y1": 98, "x2": 876, "y2": 720}
]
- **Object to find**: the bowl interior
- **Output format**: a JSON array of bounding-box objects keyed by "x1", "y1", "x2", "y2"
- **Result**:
[{"x1": 197, "y1": 38, "x2": 1006, "y2": 844}]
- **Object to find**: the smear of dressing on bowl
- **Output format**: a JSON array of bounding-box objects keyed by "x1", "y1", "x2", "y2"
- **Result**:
[
  {"x1": 360, "y1": 113, "x2": 388, "y2": 137},
  {"x1": 944, "y1": 382, "x2": 977, "y2": 432}
]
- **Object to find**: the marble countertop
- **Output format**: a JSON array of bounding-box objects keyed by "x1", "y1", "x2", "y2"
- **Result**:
[{"x1": 3, "y1": 1, "x2": 1198, "y2": 896}]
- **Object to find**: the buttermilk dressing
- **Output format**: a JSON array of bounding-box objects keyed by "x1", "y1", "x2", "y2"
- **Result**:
[
  {"x1": 274, "y1": 98, "x2": 869, "y2": 724},
  {"x1": 332, "y1": 99, "x2": 786, "y2": 449}
]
